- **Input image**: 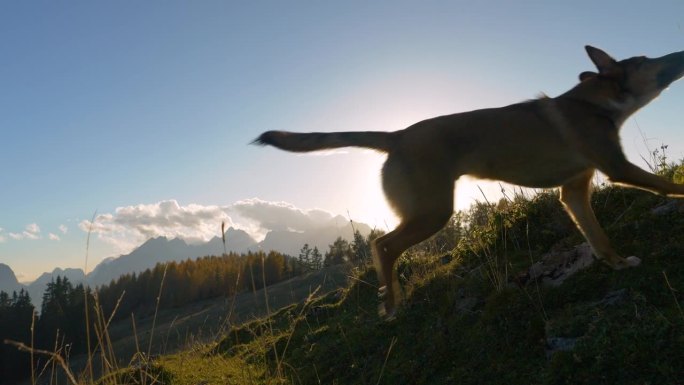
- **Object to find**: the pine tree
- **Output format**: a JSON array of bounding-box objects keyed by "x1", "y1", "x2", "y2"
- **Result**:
[
  {"x1": 350, "y1": 230, "x2": 371, "y2": 265},
  {"x1": 0, "y1": 289, "x2": 34, "y2": 384},
  {"x1": 311, "y1": 246, "x2": 323, "y2": 270},
  {"x1": 324, "y1": 237, "x2": 351, "y2": 266},
  {"x1": 299, "y1": 243, "x2": 312, "y2": 271}
]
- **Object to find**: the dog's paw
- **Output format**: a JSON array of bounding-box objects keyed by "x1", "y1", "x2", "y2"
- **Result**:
[
  {"x1": 377, "y1": 285, "x2": 387, "y2": 299},
  {"x1": 612, "y1": 255, "x2": 641, "y2": 270},
  {"x1": 378, "y1": 302, "x2": 397, "y2": 321},
  {"x1": 625, "y1": 255, "x2": 641, "y2": 267},
  {"x1": 606, "y1": 255, "x2": 642, "y2": 270}
]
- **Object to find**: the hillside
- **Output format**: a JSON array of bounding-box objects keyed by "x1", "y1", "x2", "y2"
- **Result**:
[
  {"x1": 151, "y1": 184, "x2": 684, "y2": 385},
  {"x1": 55, "y1": 264, "x2": 352, "y2": 383},
  {"x1": 7, "y1": 172, "x2": 684, "y2": 385}
]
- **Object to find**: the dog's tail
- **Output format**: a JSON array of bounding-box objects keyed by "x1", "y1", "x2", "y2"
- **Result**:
[{"x1": 252, "y1": 130, "x2": 394, "y2": 153}]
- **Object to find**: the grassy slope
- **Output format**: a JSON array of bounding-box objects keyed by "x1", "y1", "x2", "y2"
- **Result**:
[
  {"x1": 54, "y1": 265, "x2": 350, "y2": 385},
  {"x1": 156, "y1": 186, "x2": 684, "y2": 385}
]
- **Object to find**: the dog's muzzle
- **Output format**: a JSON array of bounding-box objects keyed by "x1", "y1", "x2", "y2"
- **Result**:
[{"x1": 656, "y1": 50, "x2": 684, "y2": 87}]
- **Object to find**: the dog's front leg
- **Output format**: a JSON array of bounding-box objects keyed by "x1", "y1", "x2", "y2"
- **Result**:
[
  {"x1": 560, "y1": 170, "x2": 641, "y2": 269},
  {"x1": 603, "y1": 161, "x2": 684, "y2": 197}
]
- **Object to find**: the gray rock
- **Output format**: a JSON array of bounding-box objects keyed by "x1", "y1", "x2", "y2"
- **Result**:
[{"x1": 524, "y1": 243, "x2": 595, "y2": 286}]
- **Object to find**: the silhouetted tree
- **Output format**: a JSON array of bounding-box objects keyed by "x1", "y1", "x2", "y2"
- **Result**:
[
  {"x1": 0, "y1": 289, "x2": 34, "y2": 384},
  {"x1": 324, "y1": 237, "x2": 352, "y2": 266},
  {"x1": 35, "y1": 277, "x2": 95, "y2": 354},
  {"x1": 350, "y1": 230, "x2": 371, "y2": 265},
  {"x1": 299, "y1": 244, "x2": 312, "y2": 271},
  {"x1": 311, "y1": 246, "x2": 323, "y2": 270}
]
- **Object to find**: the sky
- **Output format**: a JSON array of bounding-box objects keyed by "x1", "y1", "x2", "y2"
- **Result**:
[{"x1": 1, "y1": 1, "x2": 683, "y2": 282}]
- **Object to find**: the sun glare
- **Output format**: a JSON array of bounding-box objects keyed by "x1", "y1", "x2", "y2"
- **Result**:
[
  {"x1": 349, "y1": 151, "x2": 399, "y2": 231},
  {"x1": 346, "y1": 152, "x2": 512, "y2": 232},
  {"x1": 456, "y1": 177, "x2": 492, "y2": 210}
]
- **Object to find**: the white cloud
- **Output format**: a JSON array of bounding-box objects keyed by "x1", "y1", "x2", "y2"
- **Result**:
[
  {"x1": 79, "y1": 198, "x2": 344, "y2": 253},
  {"x1": 0, "y1": 228, "x2": 5, "y2": 243},
  {"x1": 26, "y1": 223, "x2": 40, "y2": 234},
  {"x1": 80, "y1": 200, "x2": 235, "y2": 253},
  {"x1": 9, "y1": 223, "x2": 41, "y2": 240},
  {"x1": 48, "y1": 233, "x2": 61, "y2": 241},
  {"x1": 59, "y1": 224, "x2": 68, "y2": 234},
  {"x1": 229, "y1": 198, "x2": 341, "y2": 240}
]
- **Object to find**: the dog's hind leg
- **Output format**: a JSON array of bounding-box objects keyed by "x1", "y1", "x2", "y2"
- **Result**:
[
  {"x1": 372, "y1": 213, "x2": 452, "y2": 317},
  {"x1": 560, "y1": 170, "x2": 641, "y2": 269},
  {"x1": 372, "y1": 155, "x2": 454, "y2": 318}
]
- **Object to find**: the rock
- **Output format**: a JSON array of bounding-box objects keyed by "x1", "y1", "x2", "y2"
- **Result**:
[
  {"x1": 590, "y1": 288, "x2": 628, "y2": 307},
  {"x1": 650, "y1": 199, "x2": 684, "y2": 215},
  {"x1": 520, "y1": 243, "x2": 595, "y2": 287},
  {"x1": 546, "y1": 337, "x2": 578, "y2": 358},
  {"x1": 544, "y1": 289, "x2": 628, "y2": 359},
  {"x1": 453, "y1": 288, "x2": 480, "y2": 314}
]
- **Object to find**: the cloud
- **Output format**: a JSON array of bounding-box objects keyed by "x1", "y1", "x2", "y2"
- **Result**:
[
  {"x1": 0, "y1": 228, "x2": 4, "y2": 243},
  {"x1": 230, "y1": 198, "x2": 341, "y2": 239},
  {"x1": 79, "y1": 198, "x2": 344, "y2": 253},
  {"x1": 59, "y1": 224, "x2": 68, "y2": 234},
  {"x1": 9, "y1": 223, "x2": 41, "y2": 240},
  {"x1": 80, "y1": 200, "x2": 235, "y2": 253},
  {"x1": 48, "y1": 233, "x2": 61, "y2": 241},
  {"x1": 26, "y1": 223, "x2": 40, "y2": 234}
]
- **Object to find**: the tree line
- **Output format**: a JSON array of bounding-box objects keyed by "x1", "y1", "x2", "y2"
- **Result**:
[{"x1": 298, "y1": 229, "x2": 384, "y2": 270}]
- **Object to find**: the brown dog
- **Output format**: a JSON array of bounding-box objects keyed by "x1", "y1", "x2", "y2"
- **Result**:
[{"x1": 255, "y1": 46, "x2": 684, "y2": 317}]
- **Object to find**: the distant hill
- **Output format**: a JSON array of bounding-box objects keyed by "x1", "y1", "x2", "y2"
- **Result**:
[
  {"x1": 0, "y1": 263, "x2": 23, "y2": 295},
  {"x1": 86, "y1": 227, "x2": 257, "y2": 286},
  {"x1": 86, "y1": 222, "x2": 370, "y2": 287},
  {"x1": 259, "y1": 220, "x2": 372, "y2": 256},
  {"x1": 89, "y1": 237, "x2": 205, "y2": 287}
]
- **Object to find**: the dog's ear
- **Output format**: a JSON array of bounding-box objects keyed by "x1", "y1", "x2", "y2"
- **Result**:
[
  {"x1": 585, "y1": 46, "x2": 617, "y2": 74},
  {"x1": 579, "y1": 71, "x2": 598, "y2": 81}
]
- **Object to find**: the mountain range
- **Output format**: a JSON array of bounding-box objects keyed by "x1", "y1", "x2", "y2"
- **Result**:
[
  {"x1": 0, "y1": 263, "x2": 22, "y2": 296},
  {"x1": 0, "y1": 263, "x2": 85, "y2": 309},
  {"x1": 1, "y1": 221, "x2": 371, "y2": 307}
]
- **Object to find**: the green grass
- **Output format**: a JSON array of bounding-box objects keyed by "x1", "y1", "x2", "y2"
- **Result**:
[{"x1": 159, "y1": 353, "x2": 265, "y2": 384}]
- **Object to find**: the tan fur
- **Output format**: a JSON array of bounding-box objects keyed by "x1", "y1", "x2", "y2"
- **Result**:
[{"x1": 255, "y1": 46, "x2": 684, "y2": 317}]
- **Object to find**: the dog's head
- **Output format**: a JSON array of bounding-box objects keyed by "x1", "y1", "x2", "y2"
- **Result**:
[{"x1": 579, "y1": 46, "x2": 684, "y2": 115}]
